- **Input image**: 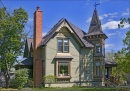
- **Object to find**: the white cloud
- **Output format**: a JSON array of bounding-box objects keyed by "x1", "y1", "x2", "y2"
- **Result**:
[
  {"x1": 122, "y1": 8, "x2": 130, "y2": 16},
  {"x1": 107, "y1": 33, "x2": 117, "y2": 36},
  {"x1": 107, "y1": 31, "x2": 121, "y2": 37},
  {"x1": 86, "y1": 11, "x2": 118, "y2": 23},
  {"x1": 103, "y1": 14, "x2": 108, "y2": 17},
  {"x1": 108, "y1": 19, "x2": 113, "y2": 21},
  {"x1": 99, "y1": 16, "x2": 104, "y2": 20},
  {"x1": 123, "y1": 23, "x2": 130, "y2": 29},
  {"x1": 108, "y1": 12, "x2": 118, "y2": 16},
  {"x1": 86, "y1": 17, "x2": 92, "y2": 22},
  {"x1": 102, "y1": 20, "x2": 130, "y2": 30},
  {"x1": 105, "y1": 43, "x2": 114, "y2": 49},
  {"x1": 42, "y1": 32, "x2": 47, "y2": 37},
  {"x1": 102, "y1": 21, "x2": 120, "y2": 30}
]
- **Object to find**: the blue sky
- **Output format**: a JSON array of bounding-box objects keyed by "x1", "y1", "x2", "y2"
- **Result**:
[{"x1": 1, "y1": 0, "x2": 130, "y2": 53}]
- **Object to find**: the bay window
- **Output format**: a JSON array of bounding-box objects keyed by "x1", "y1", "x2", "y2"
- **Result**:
[{"x1": 58, "y1": 62, "x2": 70, "y2": 76}]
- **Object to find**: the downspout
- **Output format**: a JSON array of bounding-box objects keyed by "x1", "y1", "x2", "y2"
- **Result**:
[
  {"x1": 79, "y1": 47, "x2": 81, "y2": 87},
  {"x1": 43, "y1": 45, "x2": 46, "y2": 87}
]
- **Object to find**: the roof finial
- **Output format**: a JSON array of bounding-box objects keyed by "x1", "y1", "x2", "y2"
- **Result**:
[{"x1": 94, "y1": 2, "x2": 100, "y2": 9}]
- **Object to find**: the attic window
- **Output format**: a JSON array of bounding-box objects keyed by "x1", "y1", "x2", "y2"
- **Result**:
[{"x1": 57, "y1": 38, "x2": 69, "y2": 53}]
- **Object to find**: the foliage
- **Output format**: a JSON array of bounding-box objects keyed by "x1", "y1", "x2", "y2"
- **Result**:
[
  {"x1": 118, "y1": 18, "x2": 130, "y2": 28},
  {"x1": 26, "y1": 79, "x2": 34, "y2": 88},
  {"x1": 112, "y1": 17, "x2": 130, "y2": 84},
  {"x1": 43, "y1": 75, "x2": 56, "y2": 87},
  {"x1": 11, "y1": 68, "x2": 29, "y2": 89},
  {"x1": 0, "y1": 7, "x2": 28, "y2": 88},
  {"x1": 105, "y1": 51, "x2": 115, "y2": 61}
]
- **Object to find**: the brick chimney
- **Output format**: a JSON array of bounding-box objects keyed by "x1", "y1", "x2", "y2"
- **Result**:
[{"x1": 33, "y1": 6, "x2": 43, "y2": 87}]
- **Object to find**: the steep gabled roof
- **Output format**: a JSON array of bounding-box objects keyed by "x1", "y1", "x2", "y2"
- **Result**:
[
  {"x1": 40, "y1": 18, "x2": 94, "y2": 47},
  {"x1": 67, "y1": 21, "x2": 94, "y2": 47},
  {"x1": 85, "y1": 9, "x2": 107, "y2": 38},
  {"x1": 26, "y1": 38, "x2": 33, "y2": 51},
  {"x1": 41, "y1": 18, "x2": 65, "y2": 46}
]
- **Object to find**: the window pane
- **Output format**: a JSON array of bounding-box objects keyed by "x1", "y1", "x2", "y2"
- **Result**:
[
  {"x1": 58, "y1": 46, "x2": 62, "y2": 52},
  {"x1": 96, "y1": 62, "x2": 100, "y2": 66},
  {"x1": 58, "y1": 39, "x2": 63, "y2": 45},
  {"x1": 96, "y1": 46, "x2": 100, "y2": 53},
  {"x1": 64, "y1": 46, "x2": 69, "y2": 52},
  {"x1": 96, "y1": 66, "x2": 100, "y2": 76},
  {"x1": 96, "y1": 62, "x2": 100, "y2": 76},
  {"x1": 58, "y1": 62, "x2": 69, "y2": 76},
  {"x1": 64, "y1": 39, "x2": 68, "y2": 45},
  {"x1": 102, "y1": 45, "x2": 104, "y2": 56}
]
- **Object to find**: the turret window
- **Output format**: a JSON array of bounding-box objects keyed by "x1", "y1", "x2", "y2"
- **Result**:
[
  {"x1": 95, "y1": 61, "x2": 100, "y2": 76},
  {"x1": 102, "y1": 45, "x2": 105, "y2": 56},
  {"x1": 96, "y1": 44, "x2": 100, "y2": 53}
]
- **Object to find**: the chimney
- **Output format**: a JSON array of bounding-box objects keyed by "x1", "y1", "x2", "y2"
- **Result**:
[
  {"x1": 33, "y1": 6, "x2": 43, "y2": 87},
  {"x1": 34, "y1": 6, "x2": 42, "y2": 49}
]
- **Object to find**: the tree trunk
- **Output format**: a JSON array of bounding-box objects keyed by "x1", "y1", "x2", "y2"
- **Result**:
[
  {"x1": 5, "y1": 74, "x2": 10, "y2": 88},
  {"x1": 5, "y1": 60, "x2": 10, "y2": 88}
]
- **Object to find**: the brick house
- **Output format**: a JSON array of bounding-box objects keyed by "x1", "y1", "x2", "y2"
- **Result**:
[{"x1": 17, "y1": 7, "x2": 117, "y2": 87}]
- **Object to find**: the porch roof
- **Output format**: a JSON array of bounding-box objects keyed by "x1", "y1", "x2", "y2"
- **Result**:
[
  {"x1": 105, "y1": 61, "x2": 117, "y2": 67},
  {"x1": 15, "y1": 57, "x2": 33, "y2": 66}
]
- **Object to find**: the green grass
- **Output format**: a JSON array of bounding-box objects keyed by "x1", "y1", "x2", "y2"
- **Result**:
[{"x1": 31, "y1": 87, "x2": 130, "y2": 91}]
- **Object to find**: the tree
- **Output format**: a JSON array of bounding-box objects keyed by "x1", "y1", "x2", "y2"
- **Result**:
[
  {"x1": 112, "y1": 17, "x2": 130, "y2": 84},
  {"x1": 105, "y1": 51, "x2": 115, "y2": 62},
  {"x1": 0, "y1": 7, "x2": 28, "y2": 88}
]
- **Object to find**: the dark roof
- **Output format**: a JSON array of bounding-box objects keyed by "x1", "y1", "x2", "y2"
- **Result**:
[
  {"x1": 85, "y1": 9, "x2": 107, "y2": 38},
  {"x1": 40, "y1": 18, "x2": 65, "y2": 46},
  {"x1": 40, "y1": 18, "x2": 94, "y2": 47},
  {"x1": 105, "y1": 61, "x2": 117, "y2": 67},
  {"x1": 15, "y1": 57, "x2": 33, "y2": 66},
  {"x1": 67, "y1": 21, "x2": 94, "y2": 47}
]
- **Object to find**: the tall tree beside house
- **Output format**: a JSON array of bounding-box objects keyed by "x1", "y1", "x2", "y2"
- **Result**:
[
  {"x1": 112, "y1": 17, "x2": 130, "y2": 83},
  {"x1": 0, "y1": 7, "x2": 28, "y2": 88}
]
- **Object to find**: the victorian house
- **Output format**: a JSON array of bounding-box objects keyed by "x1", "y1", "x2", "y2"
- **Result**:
[{"x1": 17, "y1": 7, "x2": 117, "y2": 87}]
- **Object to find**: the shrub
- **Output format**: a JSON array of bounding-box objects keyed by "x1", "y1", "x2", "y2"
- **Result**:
[
  {"x1": 43, "y1": 75, "x2": 56, "y2": 87},
  {"x1": 11, "y1": 68, "x2": 29, "y2": 89},
  {"x1": 26, "y1": 79, "x2": 34, "y2": 88}
]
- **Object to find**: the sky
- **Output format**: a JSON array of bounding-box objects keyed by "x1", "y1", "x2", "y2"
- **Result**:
[{"x1": 0, "y1": 0, "x2": 130, "y2": 54}]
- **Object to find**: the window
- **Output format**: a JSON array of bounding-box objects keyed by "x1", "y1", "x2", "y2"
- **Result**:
[
  {"x1": 58, "y1": 38, "x2": 69, "y2": 53},
  {"x1": 102, "y1": 45, "x2": 105, "y2": 56},
  {"x1": 96, "y1": 44, "x2": 100, "y2": 53},
  {"x1": 95, "y1": 62, "x2": 100, "y2": 76},
  {"x1": 58, "y1": 62, "x2": 70, "y2": 77},
  {"x1": 58, "y1": 39, "x2": 63, "y2": 52}
]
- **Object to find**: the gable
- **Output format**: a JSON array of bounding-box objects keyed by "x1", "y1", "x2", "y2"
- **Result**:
[
  {"x1": 23, "y1": 38, "x2": 33, "y2": 57},
  {"x1": 41, "y1": 18, "x2": 94, "y2": 48},
  {"x1": 56, "y1": 20, "x2": 74, "y2": 33},
  {"x1": 23, "y1": 40, "x2": 29, "y2": 57}
]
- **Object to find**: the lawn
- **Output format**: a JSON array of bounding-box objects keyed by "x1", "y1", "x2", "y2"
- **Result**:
[{"x1": 19, "y1": 87, "x2": 130, "y2": 91}]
